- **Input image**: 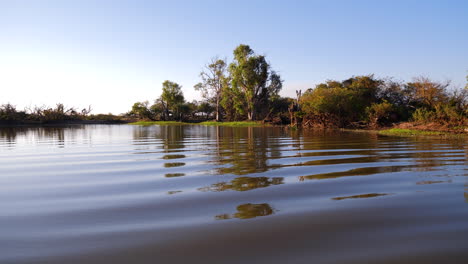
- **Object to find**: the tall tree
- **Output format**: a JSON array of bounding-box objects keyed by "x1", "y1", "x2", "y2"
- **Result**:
[
  {"x1": 194, "y1": 57, "x2": 228, "y2": 121},
  {"x1": 405, "y1": 77, "x2": 449, "y2": 109},
  {"x1": 160, "y1": 80, "x2": 185, "y2": 120},
  {"x1": 229, "y1": 44, "x2": 283, "y2": 121}
]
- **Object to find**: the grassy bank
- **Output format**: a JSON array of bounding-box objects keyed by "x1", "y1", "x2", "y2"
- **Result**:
[
  {"x1": 128, "y1": 121, "x2": 270, "y2": 127},
  {"x1": 377, "y1": 128, "x2": 468, "y2": 139},
  {"x1": 199, "y1": 121, "x2": 268, "y2": 127},
  {"x1": 378, "y1": 128, "x2": 447, "y2": 136},
  {"x1": 129, "y1": 121, "x2": 189, "y2": 125}
]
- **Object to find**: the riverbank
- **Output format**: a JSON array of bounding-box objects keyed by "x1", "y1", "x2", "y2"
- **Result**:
[
  {"x1": 377, "y1": 122, "x2": 468, "y2": 137},
  {"x1": 2, "y1": 119, "x2": 467, "y2": 138},
  {"x1": 129, "y1": 121, "x2": 269, "y2": 127},
  {"x1": 0, "y1": 119, "x2": 128, "y2": 127}
]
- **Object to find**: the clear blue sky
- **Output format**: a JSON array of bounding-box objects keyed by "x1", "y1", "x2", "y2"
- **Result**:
[{"x1": 1, "y1": 0, "x2": 467, "y2": 114}]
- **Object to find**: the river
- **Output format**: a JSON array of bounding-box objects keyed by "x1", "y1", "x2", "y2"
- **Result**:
[{"x1": 1, "y1": 125, "x2": 467, "y2": 263}]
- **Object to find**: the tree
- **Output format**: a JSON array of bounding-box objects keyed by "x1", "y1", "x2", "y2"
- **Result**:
[
  {"x1": 299, "y1": 75, "x2": 383, "y2": 127},
  {"x1": 229, "y1": 44, "x2": 283, "y2": 121},
  {"x1": 198, "y1": 102, "x2": 214, "y2": 119},
  {"x1": 174, "y1": 103, "x2": 191, "y2": 121},
  {"x1": 195, "y1": 58, "x2": 228, "y2": 121},
  {"x1": 160, "y1": 80, "x2": 185, "y2": 120},
  {"x1": 405, "y1": 77, "x2": 449, "y2": 109},
  {"x1": 130, "y1": 101, "x2": 153, "y2": 120}
]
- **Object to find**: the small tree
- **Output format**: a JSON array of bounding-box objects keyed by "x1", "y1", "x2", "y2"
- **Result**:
[
  {"x1": 405, "y1": 77, "x2": 449, "y2": 109},
  {"x1": 195, "y1": 58, "x2": 228, "y2": 121},
  {"x1": 198, "y1": 102, "x2": 214, "y2": 119},
  {"x1": 160, "y1": 80, "x2": 185, "y2": 120},
  {"x1": 465, "y1": 75, "x2": 468, "y2": 90},
  {"x1": 131, "y1": 101, "x2": 153, "y2": 120}
]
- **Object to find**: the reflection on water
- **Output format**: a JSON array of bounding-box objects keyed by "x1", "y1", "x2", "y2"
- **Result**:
[
  {"x1": 1, "y1": 125, "x2": 468, "y2": 264},
  {"x1": 162, "y1": 154, "x2": 186, "y2": 159},
  {"x1": 199, "y1": 176, "x2": 284, "y2": 192},
  {"x1": 299, "y1": 165, "x2": 419, "y2": 181},
  {"x1": 332, "y1": 193, "x2": 391, "y2": 200},
  {"x1": 416, "y1": 180, "x2": 451, "y2": 185},
  {"x1": 216, "y1": 203, "x2": 275, "y2": 220},
  {"x1": 164, "y1": 162, "x2": 185, "y2": 168},
  {"x1": 165, "y1": 173, "x2": 186, "y2": 178}
]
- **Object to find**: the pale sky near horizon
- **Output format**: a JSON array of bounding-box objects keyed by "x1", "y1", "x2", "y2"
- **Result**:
[{"x1": 1, "y1": 0, "x2": 467, "y2": 114}]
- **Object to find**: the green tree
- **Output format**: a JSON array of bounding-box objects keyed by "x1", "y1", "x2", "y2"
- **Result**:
[
  {"x1": 194, "y1": 58, "x2": 228, "y2": 121},
  {"x1": 229, "y1": 44, "x2": 282, "y2": 121},
  {"x1": 198, "y1": 101, "x2": 214, "y2": 119},
  {"x1": 174, "y1": 103, "x2": 191, "y2": 121},
  {"x1": 130, "y1": 101, "x2": 153, "y2": 120},
  {"x1": 160, "y1": 80, "x2": 185, "y2": 120},
  {"x1": 405, "y1": 77, "x2": 449, "y2": 109},
  {"x1": 300, "y1": 75, "x2": 383, "y2": 127}
]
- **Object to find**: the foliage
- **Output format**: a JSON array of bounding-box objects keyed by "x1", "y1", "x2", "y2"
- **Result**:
[
  {"x1": 197, "y1": 102, "x2": 214, "y2": 119},
  {"x1": 194, "y1": 58, "x2": 228, "y2": 121},
  {"x1": 298, "y1": 75, "x2": 467, "y2": 128},
  {"x1": 0, "y1": 104, "x2": 26, "y2": 122},
  {"x1": 0, "y1": 103, "x2": 121, "y2": 124},
  {"x1": 228, "y1": 44, "x2": 283, "y2": 120},
  {"x1": 378, "y1": 128, "x2": 447, "y2": 136},
  {"x1": 130, "y1": 101, "x2": 153, "y2": 120},
  {"x1": 300, "y1": 75, "x2": 383, "y2": 127},
  {"x1": 160, "y1": 80, "x2": 185, "y2": 121},
  {"x1": 129, "y1": 121, "x2": 188, "y2": 125},
  {"x1": 405, "y1": 77, "x2": 450, "y2": 109},
  {"x1": 365, "y1": 100, "x2": 395, "y2": 127},
  {"x1": 199, "y1": 121, "x2": 267, "y2": 127}
]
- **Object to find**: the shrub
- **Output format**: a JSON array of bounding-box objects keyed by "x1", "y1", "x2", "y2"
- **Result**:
[{"x1": 365, "y1": 100, "x2": 395, "y2": 127}]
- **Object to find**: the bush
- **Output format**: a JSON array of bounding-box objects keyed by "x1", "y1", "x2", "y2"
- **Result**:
[
  {"x1": 300, "y1": 75, "x2": 383, "y2": 127},
  {"x1": 365, "y1": 100, "x2": 395, "y2": 127},
  {"x1": 411, "y1": 108, "x2": 435, "y2": 123}
]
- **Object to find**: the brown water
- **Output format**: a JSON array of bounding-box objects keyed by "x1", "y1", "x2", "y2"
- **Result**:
[{"x1": 1, "y1": 125, "x2": 467, "y2": 264}]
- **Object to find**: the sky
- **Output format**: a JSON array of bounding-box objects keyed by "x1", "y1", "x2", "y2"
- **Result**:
[{"x1": 1, "y1": 0, "x2": 467, "y2": 114}]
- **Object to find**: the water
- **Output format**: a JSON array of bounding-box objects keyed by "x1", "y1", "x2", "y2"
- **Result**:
[{"x1": 1, "y1": 125, "x2": 467, "y2": 264}]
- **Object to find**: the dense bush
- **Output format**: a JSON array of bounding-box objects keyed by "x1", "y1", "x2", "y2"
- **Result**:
[
  {"x1": 298, "y1": 75, "x2": 467, "y2": 128},
  {"x1": 299, "y1": 75, "x2": 384, "y2": 127}
]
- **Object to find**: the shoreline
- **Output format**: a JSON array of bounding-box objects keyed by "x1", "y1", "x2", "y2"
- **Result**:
[
  {"x1": 1, "y1": 120, "x2": 467, "y2": 137},
  {"x1": 0, "y1": 119, "x2": 129, "y2": 127}
]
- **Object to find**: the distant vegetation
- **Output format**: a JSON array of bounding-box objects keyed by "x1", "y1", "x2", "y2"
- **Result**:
[
  {"x1": 299, "y1": 76, "x2": 467, "y2": 130},
  {"x1": 1, "y1": 44, "x2": 466, "y2": 131},
  {"x1": 129, "y1": 44, "x2": 289, "y2": 125},
  {"x1": 130, "y1": 44, "x2": 467, "y2": 131},
  {"x1": 198, "y1": 121, "x2": 266, "y2": 127},
  {"x1": 0, "y1": 103, "x2": 124, "y2": 125}
]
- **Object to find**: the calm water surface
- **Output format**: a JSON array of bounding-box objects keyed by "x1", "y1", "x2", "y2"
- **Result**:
[{"x1": 1, "y1": 125, "x2": 467, "y2": 264}]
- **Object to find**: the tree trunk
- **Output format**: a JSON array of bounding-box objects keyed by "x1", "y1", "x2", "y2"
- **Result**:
[
  {"x1": 215, "y1": 102, "x2": 220, "y2": 122},
  {"x1": 247, "y1": 110, "x2": 256, "y2": 121}
]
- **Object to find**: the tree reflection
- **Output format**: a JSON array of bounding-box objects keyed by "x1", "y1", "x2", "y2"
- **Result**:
[
  {"x1": 199, "y1": 176, "x2": 283, "y2": 192},
  {"x1": 165, "y1": 173, "x2": 185, "y2": 178},
  {"x1": 215, "y1": 203, "x2": 275, "y2": 220},
  {"x1": 211, "y1": 126, "x2": 286, "y2": 175},
  {"x1": 164, "y1": 162, "x2": 185, "y2": 168},
  {"x1": 133, "y1": 125, "x2": 186, "y2": 152},
  {"x1": 133, "y1": 126, "x2": 187, "y2": 173},
  {"x1": 332, "y1": 193, "x2": 391, "y2": 200},
  {"x1": 162, "y1": 154, "x2": 186, "y2": 159},
  {"x1": 0, "y1": 126, "x2": 78, "y2": 148},
  {"x1": 299, "y1": 165, "x2": 414, "y2": 181},
  {"x1": 0, "y1": 128, "x2": 19, "y2": 145}
]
